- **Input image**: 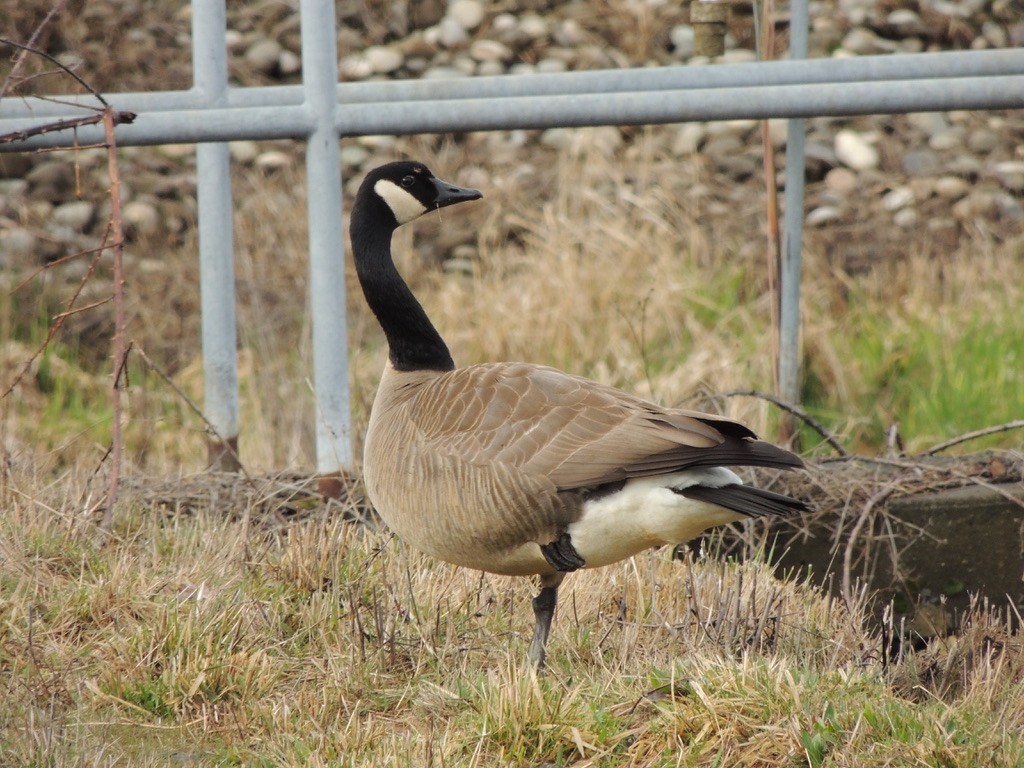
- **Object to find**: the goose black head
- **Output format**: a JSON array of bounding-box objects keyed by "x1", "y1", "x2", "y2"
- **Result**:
[{"x1": 358, "y1": 161, "x2": 483, "y2": 228}]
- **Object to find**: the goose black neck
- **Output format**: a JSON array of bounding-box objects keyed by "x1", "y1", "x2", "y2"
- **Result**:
[{"x1": 351, "y1": 202, "x2": 455, "y2": 372}]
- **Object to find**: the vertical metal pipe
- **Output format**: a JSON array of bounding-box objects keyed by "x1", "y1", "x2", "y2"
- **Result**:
[
  {"x1": 300, "y1": 0, "x2": 353, "y2": 484},
  {"x1": 193, "y1": 1, "x2": 241, "y2": 469},
  {"x1": 779, "y1": 0, "x2": 809, "y2": 424}
]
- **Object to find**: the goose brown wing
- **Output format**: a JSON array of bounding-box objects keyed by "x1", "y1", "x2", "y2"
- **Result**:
[{"x1": 403, "y1": 362, "x2": 800, "y2": 491}]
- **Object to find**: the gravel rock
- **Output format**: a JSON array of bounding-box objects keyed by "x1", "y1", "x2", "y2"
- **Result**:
[
  {"x1": 51, "y1": 200, "x2": 95, "y2": 231},
  {"x1": 446, "y1": 0, "x2": 485, "y2": 31},
  {"x1": 122, "y1": 199, "x2": 162, "y2": 238},
  {"x1": 967, "y1": 129, "x2": 1000, "y2": 154},
  {"x1": 807, "y1": 206, "x2": 844, "y2": 226},
  {"x1": 0, "y1": 227, "x2": 38, "y2": 268},
  {"x1": 671, "y1": 123, "x2": 706, "y2": 156},
  {"x1": 900, "y1": 149, "x2": 941, "y2": 177},
  {"x1": 469, "y1": 39, "x2": 513, "y2": 63},
  {"x1": 933, "y1": 175, "x2": 970, "y2": 200},
  {"x1": 669, "y1": 25, "x2": 696, "y2": 59},
  {"x1": 882, "y1": 186, "x2": 915, "y2": 211},
  {"x1": 835, "y1": 129, "x2": 879, "y2": 171},
  {"x1": 229, "y1": 141, "x2": 260, "y2": 165},
  {"x1": 992, "y1": 161, "x2": 1024, "y2": 193},
  {"x1": 245, "y1": 38, "x2": 283, "y2": 75},
  {"x1": 255, "y1": 151, "x2": 293, "y2": 173},
  {"x1": 824, "y1": 167, "x2": 859, "y2": 196},
  {"x1": 364, "y1": 45, "x2": 404, "y2": 74},
  {"x1": 893, "y1": 207, "x2": 919, "y2": 228}
]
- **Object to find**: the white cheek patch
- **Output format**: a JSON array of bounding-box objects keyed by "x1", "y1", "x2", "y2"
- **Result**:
[{"x1": 374, "y1": 179, "x2": 429, "y2": 224}]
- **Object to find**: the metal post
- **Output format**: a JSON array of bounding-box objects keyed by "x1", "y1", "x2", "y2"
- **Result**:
[
  {"x1": 193, "y1": 1, "x2": 241, "y2": 470},
  {"x1": 300, "y1": 0, "x2": 353, "y2": 492},
  {"x1": 779, "y1": 0, "x2": 809, "y2": 435}
]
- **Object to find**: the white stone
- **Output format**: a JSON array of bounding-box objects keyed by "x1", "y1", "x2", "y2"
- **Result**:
[
  {"x1": 671, "y1": 123, "x2": 706, "y2": 156},
  {"x1": 446, "y1": 0, "x2": 485, "y2": 31},
  {"x1": 669, "y1": 25, "x2": 695, "y2": 59},
  {"x1": 893, "y1": 208, "x2": 919, "y2": 228},
  {"x1": 824, "y1": 167, "x2": 858, "y2": 196},
  {"x1": 933, "y1": 176, "x2": 969, "y2": 200},
  {"x1": 229, "y1": 141, "x2": 259, "y2": 164},
  {"x1": 469, "y1": 39, "x2": 512, "y2": 62},
  {"x1": 364, "y1": 45, "x2": 404, "y2": 74},
  {"x1": 834, "y1": 129, "x2": 879, "y2": 171},
  {"x1": 882, "y1": 186, "x2": 915, "y2": 211},
  {"x1": 278, "y1": 49, "x2": 302, "y2": 75},
  {"x1": 255, "y1": 150, "x2": 292, "y2": 172},
  {"x1": 245, "y1": 38, "x2": 282, "y2": 75},
  {"x1": 806, "y1": 206, "x2": 843, "y2": 226},
  {"x1": 51, "y1": 200, "x2": 95, "y2": 231},
  {"x1": 122, "y1": 200, "x2": 162, "y2": 237},
  {"x1": 437, "y1": 17, "x2": 470, "y2": 48}
]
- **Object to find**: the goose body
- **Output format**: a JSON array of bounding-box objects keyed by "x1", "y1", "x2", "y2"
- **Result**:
[{"x1": 353, "y1": 161, "x2": 808, "y2": 666}]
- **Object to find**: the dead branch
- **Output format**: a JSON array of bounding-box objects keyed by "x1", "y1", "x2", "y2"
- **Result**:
[
  {"x1": 133, "y1": 345, "x2": 252, "y2": 482},
  {"x1": 923, "y1": 419, "x2": 1024, "y2": 457},
  {"x1": 0, "y1": 110, "x2": 137, "y2": 146},
  {"x1": 0, "y1": 35, "x2": 106, "y2": 106},
  {"x1": 0, "y1": 2, "x2": 69, "y2": 98},
  {"x1": 718, "y1": 388, "x2": 849, "y2": 456},
  {"x1": 99, "y1": 106, "x2": 128, "y2": 538}
]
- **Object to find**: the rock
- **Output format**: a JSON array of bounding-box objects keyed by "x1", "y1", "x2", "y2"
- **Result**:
[
  {"x1": 824, "y1": 167, "x2": 858, "y2": 196},
  {"x1": 26, "y1": 161, "x2": 74, "y2": 200},
  {"x1": 933, "y1": 176, "x2": 969, "y2": 200},
  {"x1": 901, "y1": 149, "x2": 940, "y2": 177},
  {"x1": 840, "y1": 27, "x2": 892, "y2": 55},
  {"x1": 0, "y1": 154, "x2": 33, "y2": 179},
  {"x1": 885, "y1": 9, "x2": 929, "y2": 36},
  {"x1": 669, "y1": 25, "x2": 695, "y2": 59},
  {"x1": 539, "y1": 128, "x2": 573, "y2": 151},
  {"x1": 339, "y1": 54, "x2": 373, "y2": 80},
  {"x1": 967, "y1": 129, "x2": 999, "y2": 154},
  {"x1": 363, "y1": 45, "x2": 404, "y2": 74},
  {"x1": 436, "y1": 17, "x2": 470, "y2": 48},
  {"x1": 806, "y1": 206, "x2": 843, "y2": 226},
  {"x1": 229, "y1": 141, "x2": 259, "y2": 164},
  {"x1": 50, "y1": 200, "x2": 95, "y2": 231},
  {"x1": 952, "y1": 191, "x2": 997, "y2": 222},
  {"x1": 245, "y1": 38, "x2": 283, "y2": 75},
  {"x1": 469, "y1": 39, "x2": 513, "y2": 63},
  {"x1": 278, "y1": 49, "x2": 301, "y2": 75},
  {"x1": 446, "y1": 0, "x2": 485, "y2": 31},
  {"x1": 0, "y1": 227, "x2": 38, "y2": 268},
  {"x1": 122, "y1": 199, "x2": 162, "y2": 238},
  {"x1": 255, "y1": 150, "x2": 292, "y2": 173},
  {"x1": 992, "y1": 161, "x2": 1024, "y2": 193},
  {"x1": 928, "y1": 128, "x2": 964, "y2": 152},
  {"x1": 834, "y1": 129, "x2": 879, "y2": 171},
  {"x1": 554, "y1": 20, "x2": 585, "y2": 47},
  {"x1": 893, "y1": 207, "x2": 918, "y2": 228},
  {"x1": 882, "y1": 186, "x2": 915, "y2": 211},
  {"x1": 518, "y1": 15, "x2": 549, "y2": 41},
  {"x1": 671, "y1": 123, "x2": 706, "y2": 156},
  {"x1": 340, "y1": 144, "x2": 370, "y2": 168}
]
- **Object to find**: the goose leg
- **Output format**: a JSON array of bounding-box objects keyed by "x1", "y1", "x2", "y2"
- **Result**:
[{"x1": 527, "y1": 573, "x2": 564, "y2": 669}]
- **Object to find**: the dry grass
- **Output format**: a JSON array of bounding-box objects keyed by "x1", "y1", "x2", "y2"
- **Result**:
[{"x1": 2, "y1": 466, "x2": 1022, "y2": 766}]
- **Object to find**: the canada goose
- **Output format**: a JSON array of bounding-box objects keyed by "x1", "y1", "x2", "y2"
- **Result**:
[{"x1": 353, "y1": 160, "x2": 808, "y2": 668}]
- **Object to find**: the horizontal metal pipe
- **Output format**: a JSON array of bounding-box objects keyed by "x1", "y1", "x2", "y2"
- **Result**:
[
  {"x1": 3, "y1": 74, "x2": 1023, "y2": 150},
  {"x1": 3, "y1": 48, "x2": 1023, "y2": 121},
  {"x1": 335, "y1": 75, "x2": 1024, "y2": 135}
]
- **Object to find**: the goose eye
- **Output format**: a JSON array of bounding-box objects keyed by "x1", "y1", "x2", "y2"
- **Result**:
[{"x1": 401, "y1": 175, "x2": 415, "y2": 188}]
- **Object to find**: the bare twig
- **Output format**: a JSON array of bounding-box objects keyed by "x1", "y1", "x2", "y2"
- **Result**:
[
  {"x1": 718, "y1": 388, "x2": 849, "y2": 456},
  {"x1": 842, "y1": 483, "x2": 900, "y2": 605},
  {"x1": 0, "y1": 35, "x2": 107, "y2": 106},
  {"x1": 0, "y1": 110, "x2": 136, "y2": 146},
  {"x1": 0, "y1": 1, "x2": 70, "y2": 98},
  {"x1": 99, "y1": 107, "x2": 128, "y2": 537},
  {"x1": 133, "y1": 345, "x2": 252, "y2": 482},
  {"x1": 1, "y1": 247, "x2": 105, "y2": 400},
  {"x1": 922, "y1": 420, "x2": 1024, "y2": 457}
]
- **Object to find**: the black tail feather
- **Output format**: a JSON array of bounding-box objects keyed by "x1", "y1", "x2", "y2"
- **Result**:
[{"x1": 677, "y1": 483, "x2": 809, "y2": 518}]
